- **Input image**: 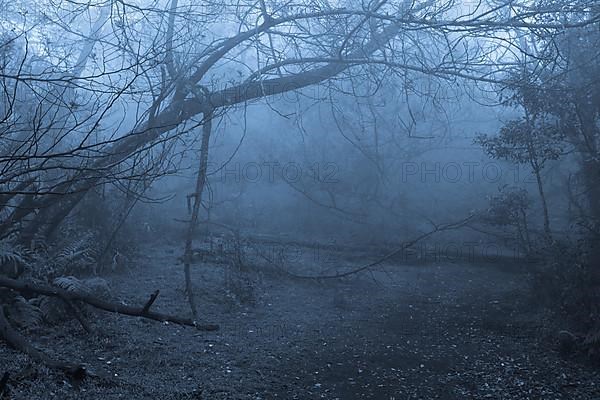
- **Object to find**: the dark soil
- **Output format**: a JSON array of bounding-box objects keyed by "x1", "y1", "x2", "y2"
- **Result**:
[{"x1": 1, "y1": 238, "x2": 599, "y2": 399}]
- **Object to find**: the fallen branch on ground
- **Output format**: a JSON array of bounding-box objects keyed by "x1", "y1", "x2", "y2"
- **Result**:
[
  {"x1": 142, "y1": 290, "x2": 160, "y2": 314},
  {"x1": 61, "y1": 298, "x2": 94, "y2": 334},
  {"x1": 277, "y1": 214, "x2": 477, "y2": 280},
  {"x1": 0, "y1": 306, "x2": 85, "y2": 377},
  {"x1": 0, "y1": 277, "x2": 219, "y2": 330},
  {"x1": 0, "y1": 277, "x2": 218, "y2": 376}
]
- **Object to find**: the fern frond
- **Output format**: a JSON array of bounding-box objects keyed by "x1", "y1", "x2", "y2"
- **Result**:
[
  {"x1": 37, "y1": 297, "x2": 66, "y2": 324},
  {"x1": 46, "y1": 231, "x2": 98, "y2": 275},
  {"x1": 9, "y1": 296, "x2": 44, "y2": 329},
  {"x1": 53, "y1": 276, "x2": 89, "y2": 294},
  {"x1": 52, "y1": 276, "x2": 111, "y2": 299},
  {"x1": 0, "y1": 238, "x2": 31, "y2": 274},
  {"x1": 584, "y1": 329, "x2": 600, "y2": 347},
  {"x1": 81, "y1": 277, "x2": 112, "y2": 299}
]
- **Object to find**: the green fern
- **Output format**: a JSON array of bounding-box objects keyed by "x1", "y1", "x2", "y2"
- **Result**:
[
  {"x1": 52, "y1": 232, "x2": 97, "y2": 268},
  {"x1": 53, "y1": 275, "x2": 90, "y2": 293},
  {"x1": 0, "y1": 238, "x2": 30, "y2": 276},
  {"x1": 8, "y1": 296, "x2": 44, "y2": 329},
  {"x1": 28, "y1": 231, "x2": 100, "y2": 278},
  {"x1": 35, "y1": 297, "x2": 69, "y2": 325},
  {"x1": 53, "y1": 276, "x2": 111, "y2": 299}
]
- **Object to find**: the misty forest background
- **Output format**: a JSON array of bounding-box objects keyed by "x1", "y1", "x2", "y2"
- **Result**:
[{"x1": 0, "y1": 0, "x2": 600, "y2": 397}]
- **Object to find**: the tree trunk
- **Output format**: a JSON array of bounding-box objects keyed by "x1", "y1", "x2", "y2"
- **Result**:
[
  {"x1": 21, "y1": 19, "x2": 406, "y2": 239},
  {"x1": 532, "y1": 165, "x2": 552, "y2": 242},
  {"x1": 581, "y1": 158, "x2": 600, "y2": 274},
  {"x1": 183, "y1": 109, "x2": 213, "y2": 319}
]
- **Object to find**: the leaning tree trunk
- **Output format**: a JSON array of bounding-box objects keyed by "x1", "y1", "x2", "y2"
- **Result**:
[
  {"x1": 20, "y1": 18, "x2": 407, "y2": 241},
  {"x1": 182, "y1": 108, "x2": 213, "y2": 319}
]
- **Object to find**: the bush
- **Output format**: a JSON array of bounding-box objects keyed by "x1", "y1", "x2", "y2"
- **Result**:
[{"x1": 531, "y1": 238, "x2": 600, "y2": 358}]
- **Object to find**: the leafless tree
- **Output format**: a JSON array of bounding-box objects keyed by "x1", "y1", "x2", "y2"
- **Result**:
[{"x1": 0, "y1": 0, "x2": 592, "y2": 242}]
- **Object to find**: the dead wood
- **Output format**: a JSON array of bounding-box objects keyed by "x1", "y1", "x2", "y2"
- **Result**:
[
  {"x1": 274, "y1": 215, "x2": 476, "y2": 280},
  {"x1": 142, "y1": 290, "x2": 160, "y2": 314},
  {"x1": 183, "y1": 106, "x2": 213, "y2": 319},
  {"x1": 0, "y1": 277, "x2": 218, "y2": 331},
  {"x1": 61, "y1": 299, "x2": 94, "y2": 334},
  {"x1": 0, "y1": 306, "x2": 85, "y2": 378}
]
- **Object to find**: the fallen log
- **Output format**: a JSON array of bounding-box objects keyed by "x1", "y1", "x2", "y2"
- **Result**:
[
  {"x1": 0, "y1": 307, "x2": 85, "y2": 378},
  {"x1": 259, "y1": 214, "x2": 476, "y2": 280},
  {"x1": 0, "y1": 277, "x2": 219, "y2": 331},
  {"x1": 142, "y1": 290, "x2": 160, "y2": 314}
]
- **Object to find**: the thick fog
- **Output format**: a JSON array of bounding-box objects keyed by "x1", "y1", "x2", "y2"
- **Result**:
[{"x1": 0, "y1": 1, "x2": 599, "y2": 399}]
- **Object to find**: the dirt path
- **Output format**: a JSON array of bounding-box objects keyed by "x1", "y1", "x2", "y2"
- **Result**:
[{"x1": 2, "y1": 239, "x2": 599, "y2": 399}]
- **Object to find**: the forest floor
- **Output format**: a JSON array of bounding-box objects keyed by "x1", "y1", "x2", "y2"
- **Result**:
[{"x1": 1, "y1": 235, "x2": 599, "y2": 399}]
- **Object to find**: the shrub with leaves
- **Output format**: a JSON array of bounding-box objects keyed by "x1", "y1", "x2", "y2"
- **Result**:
[
  {"x1": 0, "y1": 238, "x2": 31, "y2": 277},
  {"x1": 483, "y1": 185, "x2": 533, "y2": 253},
  {"x1": 528, "y1": 237, "x2": 600, "y2": 358},
  {"x1": 475, "y1": 114, "x2": 565, "y2": 241},
  {"x1": 475, "y1": 118, "x2": 564, "y2": 166}
]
